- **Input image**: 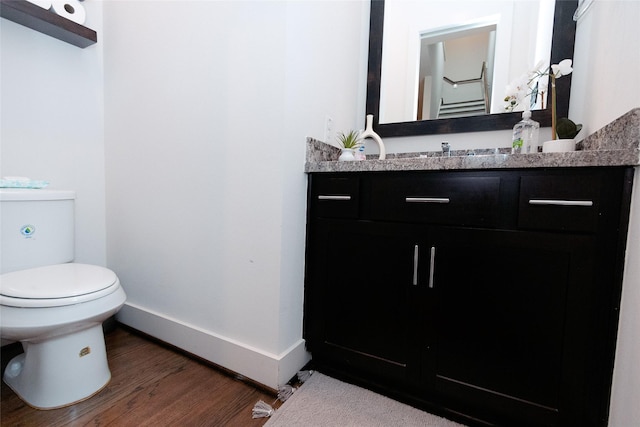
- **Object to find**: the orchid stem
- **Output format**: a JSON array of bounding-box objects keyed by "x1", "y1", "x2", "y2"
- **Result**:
[{"x1": 551, "y1": 75, "x2": 557, "y2": 140}]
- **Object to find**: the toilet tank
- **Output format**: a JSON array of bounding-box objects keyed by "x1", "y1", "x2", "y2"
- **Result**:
[{"x1": 0, "y1": 189, "x2": 75, "y2": 274}]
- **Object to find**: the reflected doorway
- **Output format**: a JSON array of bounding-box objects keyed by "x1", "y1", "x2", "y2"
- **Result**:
[{"x1": 418, "y1": 22, "x2": 497, "y2": 120}]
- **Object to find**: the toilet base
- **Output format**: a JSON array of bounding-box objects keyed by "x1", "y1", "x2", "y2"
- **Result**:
[{"x1": 3, "y1": 324, "x2": 111, "y2": 409}]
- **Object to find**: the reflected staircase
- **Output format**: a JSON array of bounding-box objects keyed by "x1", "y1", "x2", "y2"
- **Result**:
[
  {"x1": 437, "y1": 99, "x2": 487, "y2": 118},
  {"x1": 436, "y1": 62, "x2": 490, "y2": 119}
]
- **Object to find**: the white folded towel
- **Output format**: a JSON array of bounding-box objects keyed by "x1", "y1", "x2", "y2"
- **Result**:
[{"x1": 0, "y1": 176, "x2": 49, "y2": 189}]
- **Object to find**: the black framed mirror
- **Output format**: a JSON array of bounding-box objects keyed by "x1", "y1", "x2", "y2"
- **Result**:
[{"x1": 366, "y1": 0, "x2": 577, "y2": 137}]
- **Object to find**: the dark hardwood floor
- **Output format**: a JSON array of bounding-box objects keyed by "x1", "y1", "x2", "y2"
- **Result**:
[{"x1": 1, "y1": 325, "x2": 277, "y2": 426}]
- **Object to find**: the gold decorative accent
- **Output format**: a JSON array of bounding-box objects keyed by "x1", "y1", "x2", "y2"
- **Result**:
[{"x1": 79, "y1": 347, "x2": 91, "y2": 357}]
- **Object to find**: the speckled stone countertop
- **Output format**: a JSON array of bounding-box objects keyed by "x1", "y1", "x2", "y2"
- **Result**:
[{"x1": 305, "y1": 108, "x2": 640, "y2": 173}]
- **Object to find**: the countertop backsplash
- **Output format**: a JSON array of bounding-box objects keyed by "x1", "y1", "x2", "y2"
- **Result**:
[{"x1": 305, "y1": 108, "x2": 640, "y2": 173}]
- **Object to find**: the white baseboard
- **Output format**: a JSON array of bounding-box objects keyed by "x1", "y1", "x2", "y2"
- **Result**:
[{"x1": 116, "y1": 302, "x2": 310, "y2": 389}]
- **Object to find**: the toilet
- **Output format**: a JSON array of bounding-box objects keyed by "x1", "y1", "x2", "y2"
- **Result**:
[{"x1": 0, "y1": 188, "x2": 126, "y2": 409}]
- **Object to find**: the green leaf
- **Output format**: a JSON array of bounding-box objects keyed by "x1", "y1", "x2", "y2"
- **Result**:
[{"x1": 337, "y1": 130, "x2": 362, "y2": 149}]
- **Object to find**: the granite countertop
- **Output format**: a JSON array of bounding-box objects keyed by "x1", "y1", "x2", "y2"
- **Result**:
[{"x1": 305, "y1": 108, "x2": 640, "y2": 173}]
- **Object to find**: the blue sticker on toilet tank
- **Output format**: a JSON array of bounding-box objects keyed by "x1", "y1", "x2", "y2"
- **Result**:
[{"x1": 20, "y1": 225, "x2": 35, "y2": 238}]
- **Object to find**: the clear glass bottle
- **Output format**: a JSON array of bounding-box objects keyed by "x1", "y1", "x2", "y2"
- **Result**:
[{"x1": 511, "y1": 110, "x2": 540, "y2": 154}]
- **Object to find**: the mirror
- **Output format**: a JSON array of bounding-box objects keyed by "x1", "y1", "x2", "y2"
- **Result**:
[{"x1": 366, "y1": 0, "x2": 577, "y2": 137}]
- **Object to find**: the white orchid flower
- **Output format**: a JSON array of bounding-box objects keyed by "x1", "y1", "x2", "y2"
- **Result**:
[
  {"x1": 504, "y1": 74, "x2": 530, "y2": 111},
  {"x1": 505, "y1": 57, "x2": 576, "y2": 140},
  {"x1": 551, "y1": 59, "x2": 573, "y2": 78},
  {"x1": 504, "y1": 58, "x2": 573, "y2": 111}
]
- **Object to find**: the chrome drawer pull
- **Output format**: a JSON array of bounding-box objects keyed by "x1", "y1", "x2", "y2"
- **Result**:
[
  {"x1": 413, "y1": 245, "x2": 419, "y2": 286},
  {"x1": 428, "y1": 246, "x2": 436, "y2": 289},
  {"x1": 529, "y1": 199, "x2": 593, "y2": 207},
  {"x1": 405, "y1": 197, "x2": 450, "y2": 204},
  {"x1": 317, "y1": 195, "x2": 351, "y2": 201}
]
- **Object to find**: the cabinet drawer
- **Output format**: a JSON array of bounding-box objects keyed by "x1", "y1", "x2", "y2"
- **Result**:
[
  {"x1": 370, "y1": 174, "x2": 501, "y2": 226},
  {"x1": 518, "y1": 173, "x2": 602, "y2": 232},
  {"x1": 310, "y1": 174, "x2": 359, "y2": 218}
]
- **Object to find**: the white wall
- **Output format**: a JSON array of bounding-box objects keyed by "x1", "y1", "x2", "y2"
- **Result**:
[
  {"x1": 0, "y1": 2, "x2": 106, "y2": 267},
  {"x1": 103, "y1": 0, "x2": 367, "y2": 389},
  {"x1": 569, "y1": 2, "x2": 640, "y2": 426}
]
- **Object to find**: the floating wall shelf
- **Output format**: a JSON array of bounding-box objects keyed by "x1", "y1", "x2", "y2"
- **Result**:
[{"x1": 0, "y1": 0, "x2": 97, "y2": 48}]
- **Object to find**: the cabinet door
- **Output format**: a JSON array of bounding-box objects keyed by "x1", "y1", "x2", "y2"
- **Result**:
[
  {"x1": 424, "y1": 226, "x2": 596, "y2": 426},
  {"x1": 306, "y1": 219, "x2": 423, "y2": 383}
]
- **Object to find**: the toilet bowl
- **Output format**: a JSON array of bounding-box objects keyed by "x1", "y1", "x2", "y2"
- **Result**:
[
  {"x1": 0, "y1": 188, "x2": 126, "y2": 409},
  {"x1": 1, "y1": 263, "x2": 126, "y2": 409}
]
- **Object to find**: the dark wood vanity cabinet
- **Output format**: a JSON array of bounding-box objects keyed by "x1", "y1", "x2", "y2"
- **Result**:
[
  {"x1": 303, "y1": 167, "x2": 633, "y2": 427},
  {"x1": 306, "y1": 220, "x2": 420, "y2": 382}
]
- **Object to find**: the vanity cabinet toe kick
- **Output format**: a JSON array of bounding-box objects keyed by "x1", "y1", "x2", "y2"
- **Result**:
[{"x1": 303, "y1": 167, "x2": 634, "y2": 427}]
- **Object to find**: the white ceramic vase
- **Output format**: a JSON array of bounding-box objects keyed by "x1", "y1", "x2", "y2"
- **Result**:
[
  {"x1": 360, "y1": 114, "x2": 386, "y2": 160},
  {"x1": 542, "y1": 138, "x2": 576, "y2": 153},
  {"x1": 339, "y1": 148, "x2": 356, "y2": 161}
]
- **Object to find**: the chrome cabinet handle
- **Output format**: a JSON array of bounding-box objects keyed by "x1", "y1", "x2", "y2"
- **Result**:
[
  {"x1": 317, "y1": 195, "x2": 351, "y2": 201},
  {"x1": 428, "y1": 246, "x2": 436, "y2": 289},
  {"x1": 413, "y1": 245, "x2": 419, "y2": 285},
  {"x1": 406, "y1": 197, "x2": 450, "y2": 204},
  {"x1": 528, "y1": 199, "x2": 593, "y2": 207}
]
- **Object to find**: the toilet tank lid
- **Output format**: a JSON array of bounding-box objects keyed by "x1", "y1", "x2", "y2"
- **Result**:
[{"x1": 0, "y1": 189, "x2": 76, "y2": 201}]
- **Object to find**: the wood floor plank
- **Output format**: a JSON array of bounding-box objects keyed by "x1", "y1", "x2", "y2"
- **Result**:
[{"x1": 1, "y1": 326, "x2": 275, "y2": 426}]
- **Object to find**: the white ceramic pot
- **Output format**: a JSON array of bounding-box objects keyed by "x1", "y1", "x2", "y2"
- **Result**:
[
  {"x1": 542, "y1": 138, "x2": 576, "y2": 153},
  {"x1": 339, "y1": 149, "x2": 356, "y2": 161}
]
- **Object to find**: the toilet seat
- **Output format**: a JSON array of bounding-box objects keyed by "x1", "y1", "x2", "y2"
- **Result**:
[{"x1": 0, "y1": 263, "x2": 119, "y2": 308}]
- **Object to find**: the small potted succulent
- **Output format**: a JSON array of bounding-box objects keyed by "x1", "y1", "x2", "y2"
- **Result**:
[
  {"x1": 337, "y1": 130, "x2": 362, "y2": 161},
  {"x1": 556, "y1": 117, "x2": 583, "y2": 139}
]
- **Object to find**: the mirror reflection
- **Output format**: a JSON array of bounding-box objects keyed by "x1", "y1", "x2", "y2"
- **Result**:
[
  {"x1": 418, "y1": 21, "x2": 496, "y2": 120},
  {"x1": 380, "y1": 0, "x2": 555, "y2": 124}
]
